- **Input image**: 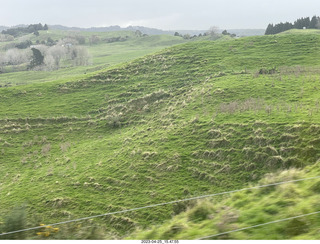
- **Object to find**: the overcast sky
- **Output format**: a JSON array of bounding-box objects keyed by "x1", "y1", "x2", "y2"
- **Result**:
[{"x1": 1, "y1": 0, "x2": 319, "y2": 30}]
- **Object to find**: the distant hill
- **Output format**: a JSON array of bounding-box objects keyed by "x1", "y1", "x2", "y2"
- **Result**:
[
  {"x1": 49, "y1": 25, "x2": 264, "y2": 36},
  {"x1": 226, "y1": 29, "x2": 265, "y2": 36},
  {"x1": 49, "y1": 24, "x2": 173, "y2": 35},
  {"x1": 0, "y1": 24, "x2": 265, "y2": 37},
  {"x1": 49, "y1": 25, "x2": 204, "y2": 36}
]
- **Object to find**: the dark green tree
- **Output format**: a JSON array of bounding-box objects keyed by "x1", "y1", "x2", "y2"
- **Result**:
[
  {"x1": 304, "y1": 17, "x2": 311, "y2": 28},
  {"x1": 265, "y1": 16, "x2": 320, "y2": 35},
  {"x1": 310, "y1": 16, "x2": 318, "y2": 28},
  {"x1": 294, "y1": 18, "x2": 303, "y2": 29},
  {"x1": 29, "y1": 48, "x2": 44, "y2": 69},
  {"x1": 75, "y1": 35, "x2": 86, "y2": 44},
  {"x1": 47, "y1": 37, "x2": 55, "y2": 46},
  {"x1": 265, "y1": 24, "x2": 274, "y2": 35},
  {"x1": 2, "y1": 23, "x2": 47, "y2": 37},
  {"x1": 15, "y1": 40, "x2": 33, "y2": 49},
  {"x1": 222, "y1": 30, "x2": 229, "y2": 35}
]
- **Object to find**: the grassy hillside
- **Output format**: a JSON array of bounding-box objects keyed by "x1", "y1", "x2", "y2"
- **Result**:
[
  {"x1": 1, "y1": 32, "x2": 320, "y2": 239},
  {"x1": 129, "y1": 163, "x2": 320, "y2": 240},
  {"x1": 280, "y1": 29, "x2": 320, "y2": 35}
]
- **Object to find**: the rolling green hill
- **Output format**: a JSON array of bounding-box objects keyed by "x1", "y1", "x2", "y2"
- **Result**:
[{"x1": 1, "y1": 31, "x2": 320, "y2": 240}]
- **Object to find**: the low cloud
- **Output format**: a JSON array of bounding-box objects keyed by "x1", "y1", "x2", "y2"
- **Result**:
[{"x1": 120, "y1": 13, "x2": 182, "y2": 29}]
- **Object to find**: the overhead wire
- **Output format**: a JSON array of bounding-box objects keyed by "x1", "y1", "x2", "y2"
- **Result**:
[
  {"x1": 197, "y1": 210, "x2": 320, "y2": 240},
  {"x1": 1, "y1": 175, "x2": 319, "y2": 237}
]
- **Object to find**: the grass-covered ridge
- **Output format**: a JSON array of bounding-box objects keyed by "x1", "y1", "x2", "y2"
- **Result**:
[
  {"x1": 1, "y1": 32, "x2": 320, "y2": 239},
  {"x1": 128, "y1": 163, "x2": 320, "y2": 240}
]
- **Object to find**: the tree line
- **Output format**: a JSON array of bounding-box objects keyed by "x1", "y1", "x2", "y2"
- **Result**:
[
  {"x1": 265, "y1": 16, "x2": 320, "y2": 35},
  {"x1": 1, "y1": 23, "x2": 48, "y2": 37},
  {"x1": 174, "y1": 27, "x2": 236, "y2": 40}
]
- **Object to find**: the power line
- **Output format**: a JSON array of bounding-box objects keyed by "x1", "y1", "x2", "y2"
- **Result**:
[
  {"x1": 1, "y1": 175, "x2": 319, "y2": 237},
  {"x1": 197, "y1": 210, "x2": 320, "y2": 240}
]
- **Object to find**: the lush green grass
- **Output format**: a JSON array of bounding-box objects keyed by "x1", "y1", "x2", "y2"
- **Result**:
[
  {"x1": 280, "y1": 29, "x2": 320, "y2": 35},
  {"x1": 87, "y1": 34, "x2": 187, "y2": 66},
  {"x1": 128, "y1": 164, "x2": 320, "y2": 240},
  {"x1": 1, "y1": 32, "x2": 320, "y2": 240}
]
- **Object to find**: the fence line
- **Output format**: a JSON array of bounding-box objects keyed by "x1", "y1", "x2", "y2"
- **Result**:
[{"x1": 1, "y1": 175, "x2": 319, "y2": 237}]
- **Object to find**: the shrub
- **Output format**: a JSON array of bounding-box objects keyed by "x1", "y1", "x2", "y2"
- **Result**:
[
  {"x1": 105, "y1": 113, "x2": 123, "y2": 128},
  {"x1": 258, "y1": 67, "x2": 277, "y2": 75},
  {"x1": 208, "y1": 129, "x2": 222, "y2": 138},
  {"x1": 60, "y1": 142, "x2": 71, "y2": 153},
  {"x1": 309, "y1": 180, "x2": 320, "y2": 193},
  {"x1": 188, "y1": 202, "x2": 214, "y2": 222},
  {"x1": 283, "y1": 156, "x2": 303, "y2": 168},
  {"x1": 285, "y1": 218, "x2": 309, "y2": 237},
  {"x1": 208, "y1": 138, "x2": 229, "y2": 148},
  {"x1": 161, "y1": 223, "x2": 186, "y2": 239},
  {"x1": 172, "y1": 200, "x2": 196, "y2": 215},
  {"x1": 0, "y1": 206, "x2": 27, "y2": 240},
  {"x1": 41, "y1": 143, "x2": 51, "y2": 155}
]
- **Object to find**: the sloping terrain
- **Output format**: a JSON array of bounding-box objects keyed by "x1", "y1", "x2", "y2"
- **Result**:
[
  {"x1": 129, "y1": 163, "x2": 320, "y2": 240},
  {"x1": 1, "y1": 31, "x2": 320, "y2": 239}
]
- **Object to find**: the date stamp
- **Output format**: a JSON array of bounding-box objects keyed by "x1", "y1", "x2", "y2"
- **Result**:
[{"x1": 141, "y1": 240, "x2": 179, "y2": 244}]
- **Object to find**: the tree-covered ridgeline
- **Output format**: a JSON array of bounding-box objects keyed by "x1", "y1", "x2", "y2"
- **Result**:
[
  {"x1": 1, "y1": 23, "x2": 48, "y2": 37},
  {"x1": 265, "y1": 16, "x2": 320, "y2": 35}
]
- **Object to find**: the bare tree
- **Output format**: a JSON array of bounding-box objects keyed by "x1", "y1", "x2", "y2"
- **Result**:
[
  {"x1": 0, "y1": 34, "x2": 14, "y2": 42},
  {"x1": 0, "y1": 53, "x2": 5, "y2": 72},
  {"x1": 208, "y1": 26, "x2": 219, "y2": 37},
  {"x1": 5, "y1": 48, "x2": 30, "y2": 65},
  {"x1": 89, "y1": 35, "x2": 100, "y2": 45},
  {"x1": 58, "y1": 37, "x2": 79, "y2": 46},
  {"x1": 44, "y1": 54, "x2": 56, "y2": 71},
  {"x1": 5, "y1": 49, "x2": 20, "y2": 66},
  {"x1": 3, "y1": 48, "x2": 31, "y2": 71},
  {"x1": 47, "y1": 45, "x2": 66, "y2": 68},
  {"x1": 70, "y1": 46, "x2": 91, "y2": 66}
]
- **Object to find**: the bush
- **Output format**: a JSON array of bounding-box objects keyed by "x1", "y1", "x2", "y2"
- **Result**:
[
  {"x1": 172, "y1": 200, "x2": 196, "y2": 215},
  {"x1": 15, "y1": 40, "x2": 33, "y2": 49},
  {"x1": 285, "y1": 218, "x2": 309, "y2": 237},
  {"x1": 0, "y1": 206, "x2": 27, "y2": 240},
  {"x1": 161, "y1": 223, "x2": 185, "y2": 239},
  {"x1": 188, "y1": 202, "x2": 214, "y2": 222},
  {"x1": 258, "y1": 67, "x2": 277, "y2": 75}
]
